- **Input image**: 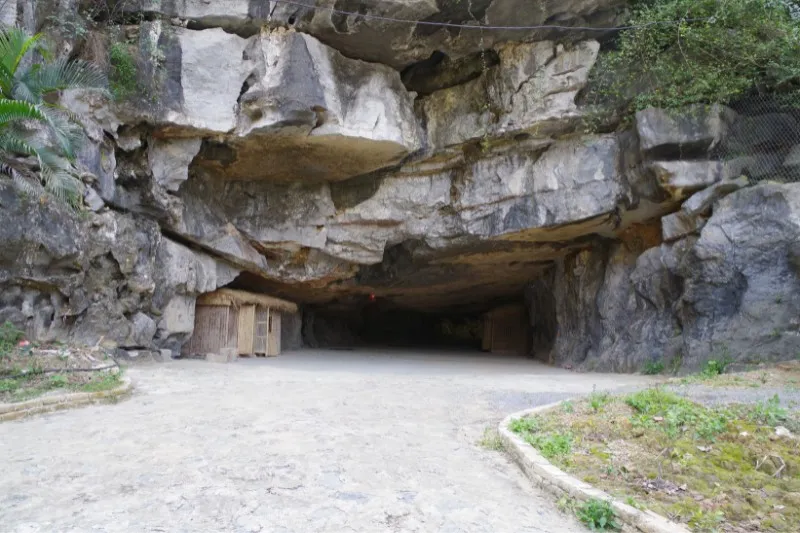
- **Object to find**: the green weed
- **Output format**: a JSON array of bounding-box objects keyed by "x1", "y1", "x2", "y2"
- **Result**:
[
  {"x1": 524, "y1": 431, "x2": 573, "y2": 460},
  {"x1": 509, "y1": 416, "x2": 540, "y2": 434},
  {"x1": 588, "y1": 388, "x2": 612, "y2": 413},
  {"x1": 576, "y1": 498, "x2": 620, "y2": 531}
]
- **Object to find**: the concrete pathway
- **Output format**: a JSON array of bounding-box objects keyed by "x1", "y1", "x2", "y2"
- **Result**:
[{"x1": 1, "y1": 349, "x2": 654, "y2": 533}]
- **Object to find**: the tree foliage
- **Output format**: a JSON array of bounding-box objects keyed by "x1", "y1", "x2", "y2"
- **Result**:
[
  {"x1": 593, "y1": 0, "x2": 800, "y2": 116},
  {"x1": 0, "y1": 26, "x2": 106, "y2": 205}
]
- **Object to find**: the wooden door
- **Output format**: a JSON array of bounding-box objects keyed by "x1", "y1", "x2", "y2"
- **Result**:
[
  {"x1": 237, "y1": 304, "x2": 256, "y2": 355},
  {"x1": 268, "y1": 312, "x2": 281, "y2": 356},
  {"x1": 254, "y1": 306, "x2": 269, "y2": 355}
]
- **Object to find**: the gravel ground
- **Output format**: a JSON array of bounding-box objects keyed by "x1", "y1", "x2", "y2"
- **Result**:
[{"x1": 0, "y1": 349, "x2": 655, "y2": 533}]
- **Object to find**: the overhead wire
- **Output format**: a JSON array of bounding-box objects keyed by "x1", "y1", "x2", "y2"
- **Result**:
[{"x1": 267, "y1": 0, "x2": 715, "y2": 32}]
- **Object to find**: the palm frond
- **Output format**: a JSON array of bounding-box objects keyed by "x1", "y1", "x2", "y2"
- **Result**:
[
  {"x1": 0, "y1": 61, "x2": 15, "y2": 98},
  {"x1": 0, "y1": 27, "x2": 43, "y2": 77},
  {"x1": 39, "y1": 155, "x2": 83, "y2": 205},
  {"x1": 0, "y1": 131, "x2": 40, "y2": 157},
  {"x1": 10, "y1": 77, "x2": 38, "y2": 104},
  {"x1": 23, "y1": 57, "x2": 108, "y2": 96},
  {"x1": 0, "y1": 98, "x2": 45, "y2": 126},
  {"x1": 38, "y1": 104, "x2": 85, "y2": 160}
]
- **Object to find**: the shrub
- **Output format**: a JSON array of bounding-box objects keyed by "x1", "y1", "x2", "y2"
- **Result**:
[
  {"x1": 702, "y1": 357, "x2": 732, "y2": 378},
  {"x1": 0, "y1": 321, "x2": 24, "y2": 358},
  {"x1": 590, "y1": 0, "x2": 800, "y2": 118},
  {"x1": 576, "y1": 498, "x2": 620, "y2": 531},
  {"x1": 642, "y1": 360, "x2": 665, "y2": 375}
]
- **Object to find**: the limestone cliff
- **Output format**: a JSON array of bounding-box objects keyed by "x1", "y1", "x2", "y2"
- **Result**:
[{"x1": 1, "y1": 0, "x2": 798, "y2": 371}]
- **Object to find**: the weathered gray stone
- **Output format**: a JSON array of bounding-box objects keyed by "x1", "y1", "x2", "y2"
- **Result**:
[
  {"x1": 682, "y1": 176, "x2": 749, "y2": 217},
  {"x1": 636, "y1": 105, "x2": 736, "y2": 158},
  {"x1": 661, "y1": 211, "x2": 705, "y2": 242},
  {"x1": 83, "y1": 187, "x2": 105, "y2": 212},
  {"x1": 650, "y1": 160, "x2": 721, "y2": 198},
  {"x1": 422, "y1": 40, "x2": 599, "y2": 149},
  {"x1": 192, "y1": 28, "x2": 421, "y2": 183},
  {"x1": 147, "y1": 137, "x2": 202, "y2": 192},
  {"x1": 125, "y1": 312, "x2": 157, "y2": 348}
]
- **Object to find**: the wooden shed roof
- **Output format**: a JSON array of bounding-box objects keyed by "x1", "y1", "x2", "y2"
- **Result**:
[{"x1": 196, "y1": 289, "x2": 298, "y2": 313}]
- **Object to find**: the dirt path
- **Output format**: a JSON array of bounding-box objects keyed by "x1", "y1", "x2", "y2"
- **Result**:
[{"x1": 0, "y1": 350, "x2": 654, "y2": 533}]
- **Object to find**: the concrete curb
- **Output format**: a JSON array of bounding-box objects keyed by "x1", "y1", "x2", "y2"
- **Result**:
[
  {"x1": 0, "y1": 376, "x2": 133, "y2": 423},
  {"x1": 499, "y1": 402, "x2": 689, "y2": 533}
]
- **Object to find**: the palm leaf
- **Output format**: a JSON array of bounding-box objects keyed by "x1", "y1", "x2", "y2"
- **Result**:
[
  {"x1": 0, "y1": 27, "x2": 43, "y2": 77},
  {"x1": 22, "y1": 57, "x2": 108, "y2": 96},
  {"x1": 0, "y1": 98, "x2": 45, "y2": 126},
  {"x1": 0, "y1": 131, "x2": 40, "y2": 157}
]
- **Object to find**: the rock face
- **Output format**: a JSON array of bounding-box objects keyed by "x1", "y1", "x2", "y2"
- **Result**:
[{"x1": 1, "y1": 4, "x2": 798, "y2": 371}]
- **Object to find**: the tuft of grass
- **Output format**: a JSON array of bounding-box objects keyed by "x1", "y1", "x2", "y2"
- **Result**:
[
  {"x1": 588, "y1": 388, "x2": 612, "y2": 413},
  {"x1": 562, "y1": 400, "x2": 575, "y2": 413},
  {"x1": 524, "y1": 431, "x2": 573, "y2": 460},
  {"x1": 79, "y1": 371, "x2": 122, "y2": 393},
  {"x1": 478, "y1": 427, "x2": 504, "y2": 451},
  {"x1": 576, "y1": 498, "x2": 620, "y2": 531},
  {"x1": 643, "y1": 360, "x2": 665, "y2": 375},
  {"x1": 509, "y1": 416, "x2": 540, "y2": 434}
]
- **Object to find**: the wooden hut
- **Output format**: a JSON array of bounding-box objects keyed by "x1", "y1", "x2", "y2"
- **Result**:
[
  {"x1": 182, "y1": 289, "x2": 298, "y2": 358},
  {"x1": 481, "y1": 304, "x2": 530, "y2": 356}
]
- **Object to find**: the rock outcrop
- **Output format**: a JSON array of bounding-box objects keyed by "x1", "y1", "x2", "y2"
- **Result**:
[{"x1": 0, "y1": 2, "x2": 798, "y2": 372}]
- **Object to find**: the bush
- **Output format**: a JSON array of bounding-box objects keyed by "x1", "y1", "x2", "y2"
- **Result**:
[
  {"x1": 0, "y1": 321, "x2": 24, "y2": 358},
  {"x1": 643, "y1": 360, "x2": 665, "y2": 375},
  {"x1": 576, "y1": 498, "x2": 620, "y2": 531},
  {"x1": 702, "y1": 357, "x2": 732, "y2": 378},
  {"x1": 591, "y1": 0, "x2": 800, "y2": 117}
]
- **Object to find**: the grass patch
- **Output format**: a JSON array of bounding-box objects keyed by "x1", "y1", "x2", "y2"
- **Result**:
[{"x1": 510, "y1": 387, "x2": 800, "y2": 532}]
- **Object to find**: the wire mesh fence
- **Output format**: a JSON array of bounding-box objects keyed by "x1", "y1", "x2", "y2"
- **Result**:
[{"x1": 715, "y1": 92, "x2": 800, "y2": 185}]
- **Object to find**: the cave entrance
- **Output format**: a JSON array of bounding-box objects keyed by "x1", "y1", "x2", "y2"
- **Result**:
[{"x1": 304, "y1": 300, "x2": 532, "y2": 357}]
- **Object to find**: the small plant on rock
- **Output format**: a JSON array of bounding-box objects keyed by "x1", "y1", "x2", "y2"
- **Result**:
[{"x1": 576, "y1": 498, "x2": 620, "y2": 531}]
